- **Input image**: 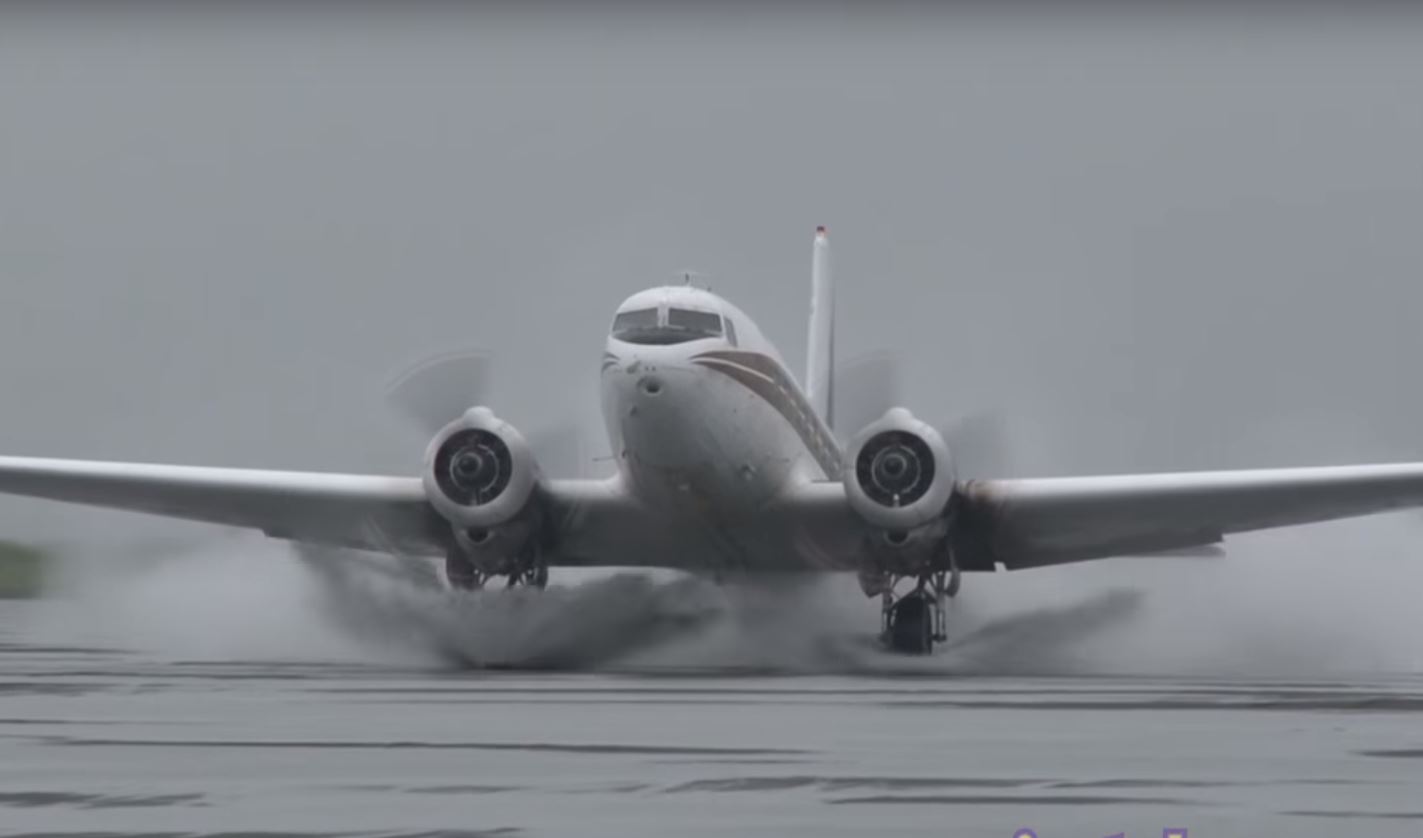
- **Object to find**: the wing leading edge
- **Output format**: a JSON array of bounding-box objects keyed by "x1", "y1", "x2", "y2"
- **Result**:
[{"x1": 6, "y1": 455, "x2": 1423, "y2": 573}]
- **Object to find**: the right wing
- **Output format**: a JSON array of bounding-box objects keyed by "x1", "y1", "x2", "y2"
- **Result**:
[{"x1": 0, "y1": 456, "x2": 450, "y2": 555}]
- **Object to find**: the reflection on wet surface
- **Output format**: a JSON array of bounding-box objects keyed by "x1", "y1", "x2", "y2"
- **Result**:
[
  {"x1": 0, "y1": 791, "x2": 207, "y2": 809},
  {"x1": 21, "y1": 736, "x2": 806, "y2": 757},
  {"x1": 662, "y1": 776, "x2": 1041, "y2": 793},
  {"x1": 1284, "y1": 809, "x2": 1423, "y2": 820},
  {"x1": 4, "y1": 833, "x2": 522, "y2": 838},
  {"x1": 5, "y1": 603, "x2": 1423, "y2": 837},
  {"x1": 827, "y1": 794, "x2": 1196, "y2": 806}
]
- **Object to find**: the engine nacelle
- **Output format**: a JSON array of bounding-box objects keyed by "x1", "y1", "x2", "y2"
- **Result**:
[
  {"x1": 423, "y1": 406, "x2": 539, "y2": 530},
  {"x1": 843, "y1": 407, "x2": 955, "y2": 532}
]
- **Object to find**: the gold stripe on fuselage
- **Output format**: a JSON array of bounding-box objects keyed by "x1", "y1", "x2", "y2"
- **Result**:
[{"x1": 690, "y1": 350, "x2": 842, "y2": 480}]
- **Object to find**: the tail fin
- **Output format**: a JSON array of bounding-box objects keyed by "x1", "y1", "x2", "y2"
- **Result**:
[{"x1": 806, "y1": 226, "x2": 836, "y2": 428}]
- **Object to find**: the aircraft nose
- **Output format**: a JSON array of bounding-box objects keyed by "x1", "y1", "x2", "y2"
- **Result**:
[
  {"x1": 616, "y1": 362, "x2": 699, "y2": 455},
  {"x1": 614, "y1": 356, "x2": 671, "y2": 401}
]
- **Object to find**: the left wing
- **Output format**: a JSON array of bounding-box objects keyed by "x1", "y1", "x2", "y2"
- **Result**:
[
  {"x1": 774, "y1": 462, "x2": 1423, "y2": 571},
  {"x1": 952, "y1": 463, "x2": 1423, "y2": 569}
]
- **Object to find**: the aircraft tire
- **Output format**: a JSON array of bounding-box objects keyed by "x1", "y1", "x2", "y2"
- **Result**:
[
  {"x1": 888, "y1": 592, "x2": 934, "y2": 655},
  {"x1": 445, "y1": 550, "x2": 482, "y2": 591}
]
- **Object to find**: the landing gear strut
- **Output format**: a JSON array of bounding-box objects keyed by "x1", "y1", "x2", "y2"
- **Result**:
[
  {"x1": 880, "y1": 566, "x2": 960, "y2": 655},
  {"x1": 508, "y1": 563, "x2": 549, "y2": 589},
  {"x1": 444, "y1": 547, "x2": 548, "y2": 591},
  {"x1": 445, "y1": 549, "x2": 486, "y2": 591}
]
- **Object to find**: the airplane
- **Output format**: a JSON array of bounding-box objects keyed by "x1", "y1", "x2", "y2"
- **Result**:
[{"x1": 5, "y1": 226, "x2": 1423, "y2": 654}]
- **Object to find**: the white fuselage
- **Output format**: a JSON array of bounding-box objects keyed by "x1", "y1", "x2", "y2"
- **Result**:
[{"x1": 600, "y1": 286, "x2": 841, "y2": 532}]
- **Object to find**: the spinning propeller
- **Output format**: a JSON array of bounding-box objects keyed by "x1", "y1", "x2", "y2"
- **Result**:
[
  {"x1": 833, "y1": 351, "x2": 1011, "y2": 480},
  {"x1": 383, "y1": 349, "x2": 588, "y2": 480}
]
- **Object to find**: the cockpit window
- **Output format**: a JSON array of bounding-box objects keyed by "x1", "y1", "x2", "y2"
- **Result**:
[
  {"x1": 666, "y1": 308, "x2": 723, "y2": 338},
  {"x1": 611, "y1": 307, "x2": 659, "y2": 337},
  {"x1": 612, "y1": 306, "x2": 725, "y2": 345}
]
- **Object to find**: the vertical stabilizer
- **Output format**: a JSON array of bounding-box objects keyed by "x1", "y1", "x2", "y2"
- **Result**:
[{"x1": 806, "y1": 226, "x2": 835, "y2": 428}]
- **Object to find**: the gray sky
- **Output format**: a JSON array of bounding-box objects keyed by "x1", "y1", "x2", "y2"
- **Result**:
[{"x1": 3, "y1": 6, "x2": 1423, "y2": 542}]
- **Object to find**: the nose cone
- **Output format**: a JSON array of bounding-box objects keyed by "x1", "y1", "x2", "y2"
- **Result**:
[{"x1": 603, "y1": 342, "x2": 683, "y2": 408}]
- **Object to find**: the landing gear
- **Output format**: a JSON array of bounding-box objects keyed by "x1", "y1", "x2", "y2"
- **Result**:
[
  {"x1": 445, "y1": 549, "x2": 486, "y2": 591},
  {"x1": 878, "y1": 565, "x2": 960, "y2": 655},
  {"x1": 444, "y1": 546, "x2": 547, "y2": 591},
  {"x1": 886, "y1": 591, "x2": 934, "y2": 654},
  {"x1": 508, "y1": 563, "x2": 549, "y2": 590}
]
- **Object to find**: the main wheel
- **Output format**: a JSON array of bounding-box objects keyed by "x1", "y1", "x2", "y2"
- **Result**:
[
  {"x1": 887, "y1": 593, "x2": 935, "y2": 655},
  {"x1": 444, "y1": 550, "x2": 483, "y2": 591},
  {"x1": 512, "y1": 564, "x2": 548, "y2": 590}
]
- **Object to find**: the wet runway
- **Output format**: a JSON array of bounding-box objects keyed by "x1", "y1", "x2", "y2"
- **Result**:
[
  {"x1": 6, "y1": 615, "x2": 1423, "y2": 836},
  {"x1": 4, "y1": 535, "x2": 1423, "y2": 838}
]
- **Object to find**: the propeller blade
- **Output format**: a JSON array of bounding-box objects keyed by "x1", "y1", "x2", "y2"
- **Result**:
[
  {"x1": 385, "y1": 347, "x2": 590, "y2": 477},
  {"x1": 527, "y1": 422, "x2": 586, "y2": 480},
  {"x1": 832, "y1": 351, "x2": 904, "y2": 442},
  {"x1": 384, "y1": 350, "x2": 494, "y2": 437},
  {"x1": 833, "y1": 352, "x2": 1013, "y2": 477},
  {"x1": 941, "y1": 411, "x2": 1012, "y2": 480}
]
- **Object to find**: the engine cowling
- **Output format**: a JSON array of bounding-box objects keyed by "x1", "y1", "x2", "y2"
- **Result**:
[
  {"x1": 843, "y1": 407, "x2": 955, "y2": 532},
  {"x1": 422, "y1": 406, "x2": 539, "y2": 530}
]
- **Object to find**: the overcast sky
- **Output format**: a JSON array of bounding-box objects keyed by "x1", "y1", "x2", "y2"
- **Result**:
[{"x1": 2, "y1": 5, "x2": 1422, "y2": 542}]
